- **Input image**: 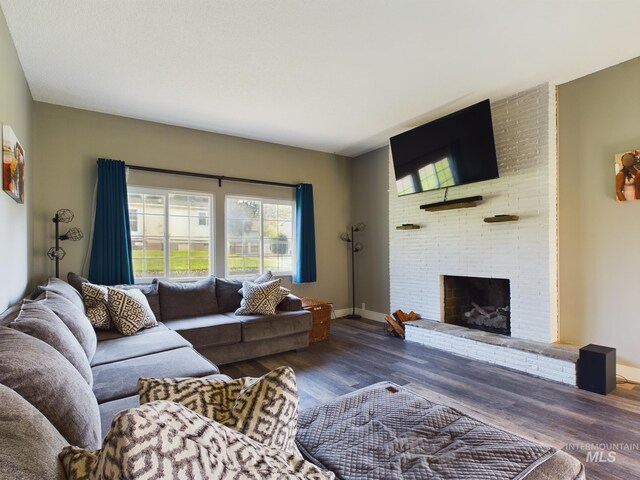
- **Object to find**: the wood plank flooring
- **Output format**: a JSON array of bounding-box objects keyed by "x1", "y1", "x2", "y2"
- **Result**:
[{"x1": 220, "y1": 318, "x2": 640, "y2": 480}]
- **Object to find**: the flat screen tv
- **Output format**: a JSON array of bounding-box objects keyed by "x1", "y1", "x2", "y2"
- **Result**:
[{"x1": 390, "y1": 99, "x2": 499, "y2": 197}]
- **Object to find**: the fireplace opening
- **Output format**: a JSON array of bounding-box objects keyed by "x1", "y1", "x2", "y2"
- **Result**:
[{"x1": 442, "y1": 276, "x2": 510, "y2": 335}]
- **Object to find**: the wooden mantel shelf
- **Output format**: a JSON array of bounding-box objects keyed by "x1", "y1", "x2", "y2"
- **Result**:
[{"x1": 420, "y1": 195, "x2": 483, "y2": 212}]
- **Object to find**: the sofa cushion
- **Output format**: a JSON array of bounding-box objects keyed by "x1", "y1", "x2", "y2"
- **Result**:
[
  {"x1": 225, "y1": 310, "x2": 312, "y2": 342},
  {"x1": 0, "y1": 327, "x2": 101, "y2": 449},
  {"x1": 0, "y1": 302, "x2": 20, "y2": 326},
  {"x1": 31, "y1": 277, "x2": 86, "y2": 313},
  {"x1": 0, "y1": 384, "x2": 67, "y2": 480},
  {"x1": 81, "y1": 283, "x2": 112, "y2": 330},
  {"x1": 10, "y1": 301, "x2": 93, "y2": 386},
  {"x1": 215, "y1": 277, "x2": 244, "y2": 313},
  {"x1": 98, "y1": 373, "x2": 232, "y2": 439},
  {"x1": 60, "y1": 401, "x2": 333, "y2": 480},
  {"x1": 91, "y1": 329, "x2": 191, "y2": 366},
  {"x1": 158, "y1": 276, "x2": 218, "y2": 320},
  {"x1": 138, "y1": 366, "x2": 301, "y2": 457},
  {"x1": 162, "y1": 314, "x2": 242, "y2": 349},
  {"x1": 95, "y1": 321, "x2": 168, "y2": 341},
  {"x1": 107, "y1": 287, "x2": 157, "y2": 335},
  {"x1": 91, "y1": 347, "x2": 219, "y2": 403},
  {"x1": 37, "y1": 290, "x2": 97, "y2": 361}
]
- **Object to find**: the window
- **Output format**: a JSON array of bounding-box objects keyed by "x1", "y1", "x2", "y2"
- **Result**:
[
  {"x1": 129, "y1": 208, "x2": 140, "y2": 234},
  {"x1": 127, "y1": 187, "x2": 213, "y2": 281},
  {"x1": 419, "y1": 157, "x2": 455, "y2": 190},
  {"x1": 226, "y1": 196, "x2": 294, "y2": 277}
]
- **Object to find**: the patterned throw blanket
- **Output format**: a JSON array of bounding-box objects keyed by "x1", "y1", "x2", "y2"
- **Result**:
[{"x1": 296, "y1": 382, "x2": 583, "y2": 480}]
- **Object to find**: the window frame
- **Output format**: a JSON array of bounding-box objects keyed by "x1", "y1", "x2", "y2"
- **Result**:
[
  {"x1": 224, "y1": 194, "x2": 296, "y2": 278},
  {"x1": 127, "y1": 185, "x2": 215, "y2": 284}
]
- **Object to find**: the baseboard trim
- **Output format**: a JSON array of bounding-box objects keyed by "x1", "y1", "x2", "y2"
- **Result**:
[
  {"x1": 333, "y1": 308, "x2": 351, "y2": 318},
  {"x1": 617, "y1": 364, "x2": 640, "y2": 383},
  {"x1": 333, "y1": 308, "x2": 387, "y2": 322},
  {"x1": 357, "y1": 309, "x2": 387, "y2": 322}
]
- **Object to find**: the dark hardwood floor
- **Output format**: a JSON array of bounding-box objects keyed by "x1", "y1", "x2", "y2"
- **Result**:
[{"x1": 220, "y1": 318, "x2": 640, "y2": 480}]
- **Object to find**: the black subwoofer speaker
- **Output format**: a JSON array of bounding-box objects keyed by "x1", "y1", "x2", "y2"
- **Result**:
[{"x1": 578, "y1": 344, "x2": 616, "y2": 395}]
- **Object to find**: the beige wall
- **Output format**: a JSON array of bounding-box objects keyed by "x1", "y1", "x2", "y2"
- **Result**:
[
  {"x1": 558, "y1": 57, "x2": 640, "y2": 374},
  {"x1": 0, "y1": 6, "x2": 32, "y2": 311},
  {"x1": 350, "y1": 146, "x2": 390, "y2": 315},
  {"x1": 32, "y1": 102, "x2": 352, "y2": 308}
]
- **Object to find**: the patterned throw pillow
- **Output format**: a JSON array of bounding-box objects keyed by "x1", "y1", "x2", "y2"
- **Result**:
[
  {"x1": 138, "y1": 366, "x2": 301, "y2": 457},
  {"x1": 81, "y1": 283, "x2": 111, "y2": 330},
  {"x1": 59, "y1": 400, "x2": 334, "y2": 480},
  {"x1": 238, "y1": 270, "x2": 290, "y2": 306},
  {"x1": 106, "y1": 288, "x2": 157, "y2": 336},
  {"x1": 235, "y1": 279, "x2": 283, "y2": 315}
]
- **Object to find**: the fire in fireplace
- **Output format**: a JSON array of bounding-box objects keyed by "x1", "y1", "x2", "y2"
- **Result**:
[{"x1": 442, "y1": 276, "x2": 511, "y2": 335}]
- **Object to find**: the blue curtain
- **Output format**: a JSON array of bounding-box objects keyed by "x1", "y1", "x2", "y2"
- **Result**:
[
  {"x1": 294, "y1": 183, "x2": 317, "y2": 283},
  {"x1": 88, "y1": 159, "x2": 134, "y2": 285}
]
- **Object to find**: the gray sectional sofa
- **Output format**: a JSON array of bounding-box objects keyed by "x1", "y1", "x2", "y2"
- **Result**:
[{"x1": 0, "y1": 274, "x2": 312, "y2": 479}]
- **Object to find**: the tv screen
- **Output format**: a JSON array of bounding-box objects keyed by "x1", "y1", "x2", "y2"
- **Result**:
[{"x1": 390, "y1": 99, "x2": 499, "y2": 197}]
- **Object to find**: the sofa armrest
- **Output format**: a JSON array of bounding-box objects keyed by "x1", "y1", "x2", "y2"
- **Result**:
[{"x1": 277, "y1": 294, "x2": 303, "y2": 311}]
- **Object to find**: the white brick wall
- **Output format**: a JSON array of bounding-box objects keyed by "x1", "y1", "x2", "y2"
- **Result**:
[
  {"x1": 405, "y1": 324, "x2": 576, "y2": 385},
  {"x1": 389, "y1": 84, "x2": 559, "y2": 343}
]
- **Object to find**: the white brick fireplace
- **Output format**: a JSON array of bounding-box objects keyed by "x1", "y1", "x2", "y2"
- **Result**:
[{"x1": 389, "y1": 84, "x2": 571, "y2": 382}]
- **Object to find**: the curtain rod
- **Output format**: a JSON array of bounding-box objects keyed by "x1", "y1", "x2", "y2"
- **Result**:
[{"x1": 118, "y1": 163, "x2": 298, "y2": 189}]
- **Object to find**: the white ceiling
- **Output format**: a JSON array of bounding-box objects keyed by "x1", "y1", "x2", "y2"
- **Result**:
[{"x1": 2, "y1": 1, "x2": 640, "y2": 157}]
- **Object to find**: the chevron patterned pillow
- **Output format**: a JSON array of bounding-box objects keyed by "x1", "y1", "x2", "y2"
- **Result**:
[
  {"x1": 81, "y1": 283, "x2": 111, "y2": 330},
  {"x1": 59, "y1": 400, "x2": 334, "y2": 480},
  {"x1": 106, "y1": 288, "x2": 157, "y2": 336},
  {"x1": 138, "y1": 366, "x2": 301, "y2": 457},
  {"x1": 235, "y1": 279, "x2": 282, "y2": 315}
]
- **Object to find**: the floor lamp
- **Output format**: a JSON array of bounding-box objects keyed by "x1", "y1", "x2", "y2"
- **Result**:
[
  {"x1": 47, "y1": 208, "x2": 83, "y2": 278},
  {"x1": 340, "y1": 222, "x2": 365, "y2": 319}
]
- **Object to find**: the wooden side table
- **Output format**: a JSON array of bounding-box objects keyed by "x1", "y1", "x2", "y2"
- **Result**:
[{"x1": 301, "y1": 297, "x2": 332, "y2": 343}]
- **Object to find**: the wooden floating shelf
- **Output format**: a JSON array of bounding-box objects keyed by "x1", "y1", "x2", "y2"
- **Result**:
[
  {"x1": 396, "y1": 224, "x2": 421, "y2": 230},
  {"x1": 484, "y1": 215, "x2": 519, "y2": 223},
  {"x1": 420, "y1": 195, "x2": 483, "y2": 212}
]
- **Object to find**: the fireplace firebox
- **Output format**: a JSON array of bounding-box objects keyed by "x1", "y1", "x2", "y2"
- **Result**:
[{"x1": 442, "y1": 276, "x2": 510, "y2": 335}]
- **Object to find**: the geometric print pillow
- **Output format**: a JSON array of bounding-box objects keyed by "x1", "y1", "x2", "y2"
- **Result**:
[
  {"x1": 59, "y1": 400, "x2": 334, "y2": 480},
  {"x1": 239, "y1": 270, "x2": 291, "y2": 308},
  {"x1": 138, "y1": 366, "x2": 301, "y2": 457},
  {"x1": 106, "y1": 288, "x2": 157, "y2": 336},
  {"x1": 81, "y1": 283, "x2": 111, "y2": 330},
  {"x1": 235, "y1": 279, "x2": 283, "y2": 316}
]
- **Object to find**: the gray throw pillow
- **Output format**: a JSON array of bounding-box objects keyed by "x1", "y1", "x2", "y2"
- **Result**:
[
  {"x1": 0, "y1": 383, "x2": 68, "y2": 480},
  {"x1": 158, "y1": 277, "x2": 218, "y2": 321},
  {"x1": 10, "y1": 301, "x2": 93, "y2": 386},
  {"x1": 67, "y1": 271, "x2": 88, "y2": 295},
  {"x1": 215, "y1": 277, "x2": 244, "y2": 313},
  {"x1": 0, "y1": 302, "x2": 21, "y2": 327},
  {"x1": 30, "y1": 277, "x2": 86, "y2": 313},
  {"x1": 37, "y1": 290, "x2": 97, "y2": 361},
  {"x1": 0, "y1": 327, "x2": 101, "y2": 450}
]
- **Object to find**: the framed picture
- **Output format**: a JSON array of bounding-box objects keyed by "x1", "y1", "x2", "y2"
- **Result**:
[
  {"x1": 2, "y1": 125, "x2": 25, "y2": 204},
  {"x1": 614, "y1": 149, "x2": 640, "y2": 202}
]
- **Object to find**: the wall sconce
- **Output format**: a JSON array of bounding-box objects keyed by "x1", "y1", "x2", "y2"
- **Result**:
[
  {"x1": 340, "y1": 222, "x2": 365, "y2": 319},
  {"x1": 47, "y1": 208, "x2": 83, "y2": 278}
]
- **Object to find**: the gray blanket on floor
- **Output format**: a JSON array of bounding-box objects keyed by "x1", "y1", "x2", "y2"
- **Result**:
[{"x1": 296, "y1": 382, "x2": 585, "y2": 480}]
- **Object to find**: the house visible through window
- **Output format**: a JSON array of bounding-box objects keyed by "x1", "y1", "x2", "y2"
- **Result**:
[
  {"x1": 127, "y1": 187, "x2": 213, "y2": 281},
  {"x1": 226, "y1": 196, "x2": 294, "y2": 277}
]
